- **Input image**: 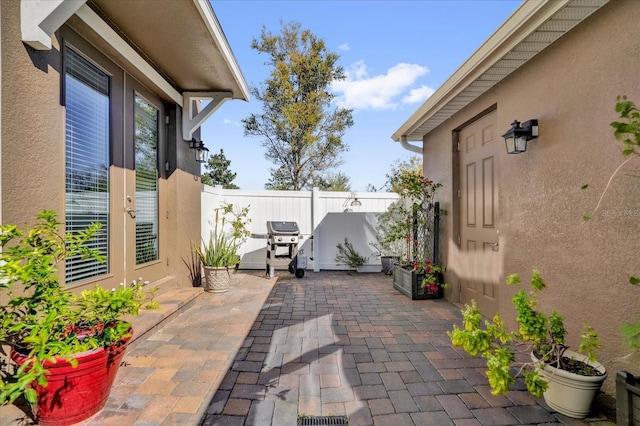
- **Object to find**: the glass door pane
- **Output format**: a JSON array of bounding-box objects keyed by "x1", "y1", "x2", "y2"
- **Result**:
[
  {"x1": 64, "y1": 47, "x2": 110, "y2": 284},
  {"x1": 134, "y1": 95, "x2": 159, "y2": 265}
]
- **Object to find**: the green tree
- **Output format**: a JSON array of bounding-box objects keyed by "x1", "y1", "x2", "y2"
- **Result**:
[
  {"x1": 242, "y1": 21, "x2": 354, "y2": 190},
  {"x1": 387, "y1": 155, "x2": 422, "y2": 192},
  {"x1": 311, "y1": 171, "x2": 351, "y2": 191},
  {"x1": 367, "y1": 155, "x2": 422, "y2": 192},
  {"x1": 201, "y1": 149, "x2": 239, "y2": 189}
]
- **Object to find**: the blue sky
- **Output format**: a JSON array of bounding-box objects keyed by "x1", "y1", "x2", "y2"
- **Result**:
[{"x1": 204, "y1": 0, "x2": 523, "y2": 191}]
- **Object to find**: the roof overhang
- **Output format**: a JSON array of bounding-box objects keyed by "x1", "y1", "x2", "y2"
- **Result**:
[
  {"x1": 21, "y1": 0, "x2": 250, "y2": 103},
  {"x1": 391, "y1": 0, "x2": 609, "y2": 143}
]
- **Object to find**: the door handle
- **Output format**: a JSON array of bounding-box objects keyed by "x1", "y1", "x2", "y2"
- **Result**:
[
  {"x1": 491, "y1": 242, "x2": 499, "y2": 252},
  {"x1": 126, "y1": 207, "x2": 137, "y2": 219}
]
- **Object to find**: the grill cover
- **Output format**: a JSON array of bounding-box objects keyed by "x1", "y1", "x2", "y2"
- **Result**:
[{"x1": 267, "y1": 221, "x2": 299, "y2": 235}]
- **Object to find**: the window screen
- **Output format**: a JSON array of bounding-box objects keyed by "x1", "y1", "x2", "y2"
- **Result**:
[{"x1": 64, "y1": 47, "x2": 110, "y2": 283}]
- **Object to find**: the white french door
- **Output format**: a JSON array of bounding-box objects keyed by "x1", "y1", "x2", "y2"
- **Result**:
[
  {"x1": 64, "y1": 36, "x2": 166, "y2": 289},
  {"x1": 123, "y1": 79, "x2": 166, "y2": 284}
]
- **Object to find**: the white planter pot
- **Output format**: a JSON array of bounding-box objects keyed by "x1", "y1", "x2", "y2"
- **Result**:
[
  {"x1": 531, "y1": 349, "x2": 607, "y2": 419},
  {"x1": 203, "y1": 266, "x2": 231, "y2": 293}
]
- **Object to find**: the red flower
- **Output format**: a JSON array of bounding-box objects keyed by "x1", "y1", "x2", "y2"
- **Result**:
[{"x1": 426, "y1": 283, "x2": 440, "y2": 294}]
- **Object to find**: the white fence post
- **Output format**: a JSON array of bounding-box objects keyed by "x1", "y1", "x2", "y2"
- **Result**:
[{"x1": 312, "y1": 187, "x2": 321, "y2": 272}]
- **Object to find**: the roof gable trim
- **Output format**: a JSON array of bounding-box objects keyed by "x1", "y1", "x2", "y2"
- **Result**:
[
  {"x1": 192, "y1": 0, "x2": 250, "y2": 102},
  {"x1": 21, "y1": 0, "x2": 87, "y2": 50},
  {"x1": 392, "y1": 0, "x2": 608, "y2": 142}
]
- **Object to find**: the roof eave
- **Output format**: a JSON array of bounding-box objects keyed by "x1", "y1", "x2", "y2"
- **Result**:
[
  {"x1": 392, "y1": 0, "x2": 607, "y2": 142},
  {"x1": 192, "y1": 0, "x2": 250, "y2": 102}
]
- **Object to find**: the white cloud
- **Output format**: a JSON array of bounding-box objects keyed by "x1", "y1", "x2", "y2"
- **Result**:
[
  {"x1": 338, "y1": 43, "x2": 350, "y2": 51},
  {"x1": 330, "y1": 61, "x2": 430, "y2": 110},
  {"x1": 402, "y1": 85, "x2": 435, "y2": 104},
  {"x1": 223, "y1": 118, "x2": 240, "y2": 126}
]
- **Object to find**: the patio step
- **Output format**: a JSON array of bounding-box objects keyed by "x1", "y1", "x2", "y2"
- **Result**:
[
  {"x1": 0, "y1": 284, "x2": 205, "y2": 426},
  {"x1": 126, "y1": 284, "x2": 204, "y2": 349}
]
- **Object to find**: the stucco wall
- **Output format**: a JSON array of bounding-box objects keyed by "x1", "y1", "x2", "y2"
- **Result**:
[
  {"x1": 1, "y1": 1, "x2": 65, "y2": 222},
  {"x1": 167, "y1": 169, "x2": 203, "y2": 288},
  {"x1": 423, "y1": 0, "x2": 640, "y2": 393},
  {"x1": 1, "y1": 2, "x2": 202, "y2": 293}
]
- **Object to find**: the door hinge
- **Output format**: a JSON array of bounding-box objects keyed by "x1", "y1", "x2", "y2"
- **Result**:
[
  {"x1": 457, "y1": 189, "x2": 461, "y2": 198},
  {"x1": 457, "y1": 236, "x2": 461, "y2": 245},
  {"x1": 457, "y1": 142, "x2": 460, "y2": 151},
  {"x1": 165, "y1": 115, "x2": 170, "y2": 124}
]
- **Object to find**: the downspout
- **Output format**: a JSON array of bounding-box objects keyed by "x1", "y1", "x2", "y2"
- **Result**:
[{"x1": 400, "y1": 136, "x2": 423, "y2": 155}]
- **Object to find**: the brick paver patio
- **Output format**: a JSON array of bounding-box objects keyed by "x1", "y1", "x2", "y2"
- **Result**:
[
  {"x1": 0, "y1": 271, "x2": 615, "y2": 425},
  {"x1": 198, "y1": 272, "x2": 614, "y2": 426}
]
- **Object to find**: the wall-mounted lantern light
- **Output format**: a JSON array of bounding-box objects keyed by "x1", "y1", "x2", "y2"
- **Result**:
[
  {"x1": 189, "y1": 138, "x2": 209, "y2": 163},
  {"x1": 501, "y1": 119, "x2": 539, "y2": 154}
]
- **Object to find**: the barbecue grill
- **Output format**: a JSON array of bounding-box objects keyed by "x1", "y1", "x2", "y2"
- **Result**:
[{"x1": 266, "y1": 221, "x2": 306, "y2": 278}]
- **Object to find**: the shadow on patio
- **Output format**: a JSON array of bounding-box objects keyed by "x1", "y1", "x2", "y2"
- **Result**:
[{"x1": 197, "y1": 271, "x2": 614, "y2": 426}]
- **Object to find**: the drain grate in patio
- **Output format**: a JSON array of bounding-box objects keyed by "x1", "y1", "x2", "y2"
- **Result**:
[{"x1": 297, "y1": 415, "x2": 349, "y2": 425}]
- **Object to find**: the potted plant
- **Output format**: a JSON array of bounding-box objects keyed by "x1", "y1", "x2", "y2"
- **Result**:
[
  {"x1": 369, "y1": 237, "x2": 401, "y2": 275},
  {"x1": 0, "y1": 210, "x2": 147, "y2": 425},
  {"x1": 448, "y1": 268, "x2": 606, "y2": 419},
  {"x1": 378, "y1": 168, "x2": 443, "y2": 298},
  {"x1": 394, "y1": 258, "x2": 448, "y2": 300},
  {"x1": 196, "y1": 203, "x2": 250, "y2": 293},
  {"x1": 196, "y1": 230, "x2": 239, "y2": 293},
  {"x1": 334, "y1": 238, "x2": 368, "y2": 272}
]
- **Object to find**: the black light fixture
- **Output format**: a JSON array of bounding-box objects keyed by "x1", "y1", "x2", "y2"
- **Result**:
[
  {"x1": 189, "y1": 138, "x2": 209, "y2": 163},
  {"x1": 501, "y1": 119, "x2": 539, "y2": 154}
]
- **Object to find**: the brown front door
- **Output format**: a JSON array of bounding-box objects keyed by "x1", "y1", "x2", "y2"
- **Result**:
[{"x1": 459, "y1": 111, "x2": 500, "y2": 317}]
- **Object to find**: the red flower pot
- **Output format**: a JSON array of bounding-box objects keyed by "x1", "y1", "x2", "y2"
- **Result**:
[{"x1": 11, "y1": 334, "x2": 131, "y2": 426}]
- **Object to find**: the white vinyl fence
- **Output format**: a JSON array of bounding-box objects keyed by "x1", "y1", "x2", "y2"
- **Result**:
[{"x1": 201, "y1": 185, "x2": 399, "y2": 272}]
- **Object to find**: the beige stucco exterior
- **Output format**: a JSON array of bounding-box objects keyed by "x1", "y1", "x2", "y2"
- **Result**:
[
  {"x1": 2, "y1": 1, "x2": 65, "y2": 221},
  {"x1": 409, "y1": 0, "x2": 640, "y2": 394},
  {"x1": 0, "y1": 0, "x2": 247, "y2": 293}
]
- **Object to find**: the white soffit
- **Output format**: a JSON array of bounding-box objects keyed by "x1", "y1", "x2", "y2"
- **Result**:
[
  {"x1": 74, "y1": 4, "x2": 183, "y2": 106},
  {"x1": 22, "y1": 0, "x2": 250, "y2": 111},
  {"x1": 392, "y1": 0, "x2": 610, "y2": 142}
]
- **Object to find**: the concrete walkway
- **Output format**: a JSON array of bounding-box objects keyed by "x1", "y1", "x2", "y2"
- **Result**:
[{"x1": 2, "y1": 271, "x2": 615, "y2": 425}]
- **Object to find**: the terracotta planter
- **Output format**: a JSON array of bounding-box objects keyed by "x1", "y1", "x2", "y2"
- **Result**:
[
  {"x1": 11, "y1": 334, "x2": 131, "y2": 426},
  {"x1": 531, "y1": 349, "x2": 607, "y2": 419},
  {"x1": 203, "y1": 266, "x2": 231, "y2": 293}
]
